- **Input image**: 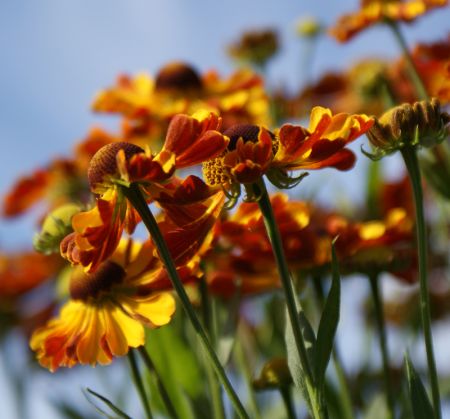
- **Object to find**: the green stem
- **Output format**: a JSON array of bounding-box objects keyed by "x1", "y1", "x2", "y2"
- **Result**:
[
  {"x1": 123, "y1": 183, "x2": 249, "y2": 419},
  {"x1": 401, "y1": 146, "x2": 441, "y2": 418},
  {"x1": 199, "y1": 279, "x2": 226, "y2": 419},
  {"x1": 312, "y1": 277, "x2": 353, "y2": 419},
  {"x1": 280, "y1": 387, "x2": 297, "y2": 419},
  {"x1": 254, "y1": 179, "x2": 326, "y2": 419},
  {"x1": 128, "y1": 350, "x2": 153, "y2": 419},
  {"x1": 368, "y1": 273, "x2": 395, "y2": 419},
  {"x1": 387, "y1": 20, "x2": 428, "y2": 101},
  {"x1": 137, "y1": 347, "x2": 179, "y2": 419}
]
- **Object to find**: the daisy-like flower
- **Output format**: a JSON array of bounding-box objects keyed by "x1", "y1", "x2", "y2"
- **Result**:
[
  {"x1": 0, "y1": 251, "x2": 63, "y2": 299},
  {"x1": 61, "y1": 112, "x2": 227, "y2": 273},
  {"x1": 30, "y1": 237, "x2": 184, "y2": 371},
  {"x1": 202, "y1": 106, "x2": 373, "y2": 202},
  {"x1": 206, "y1": 194, "x2": 329, "y2": 297},
  {"x1": 329, "y1": 0, "x2": 448, "y2": 43},
  {"x1": 93, "y1": 62, "x2": 271, "y2": 136},
  {"x1": 2, "y1": 127, "x2": 118, "y2": 219},
  {"x1": 227, "y1": 28, "x2": 279, "y2": 69},
  {"x1": 327, "y1": 208, "x2": 415, "y2": 280}
]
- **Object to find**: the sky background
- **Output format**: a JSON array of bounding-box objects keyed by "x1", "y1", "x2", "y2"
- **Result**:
[{"x1": 0, "y1": 1, "x2": 449, "y2": 417}]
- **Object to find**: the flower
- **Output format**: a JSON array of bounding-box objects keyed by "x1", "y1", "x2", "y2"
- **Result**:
[
  {"x1": 329, "y1": 0, "x2": 448, "y2": 43},
  {"x1": 206, "y1": 194, "x2": 329, "y2": 297},
  {"x1": 227, "y1": 28, "x2": 279, "y2": 69},
  {"x1": 61, "y1": 112, "x2": 227, "y2": 272},
  {"x1": 0, "y1": 251, "x2": 62, "y2": 299},
  {"x1": 202, "y1": 107, "x2": 373, "y2": 202},
  {"x1": 93, "y1": 62, "x2": 271, "y2": 136},
  {"x1": 30, "y1": 238, "x2": 182, "y2": 371},
  {"x1": 365, "y1": 98, "x2": 450, "y2": 159}
]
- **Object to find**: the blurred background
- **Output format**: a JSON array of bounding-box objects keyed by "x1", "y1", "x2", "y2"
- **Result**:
[{"x1": 0, "y1": 0, "x2": 449, "y2": 417}]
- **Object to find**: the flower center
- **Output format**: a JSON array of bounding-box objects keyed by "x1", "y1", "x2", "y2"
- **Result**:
[
  {"x1": 223, "y1": 124, "x2": 262, "y2": 150},
  {"x1": 69, "y1": 261, "x2": 126, "y2": 301},
  {"x1": 87, "y1": 142, "x2": 144, "y2": 189},
  {"x1": 155, "y1": 62, "x2": 203, "y2": 92}
]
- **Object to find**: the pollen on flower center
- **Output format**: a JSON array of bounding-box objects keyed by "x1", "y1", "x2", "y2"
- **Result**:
[
  {"x1": 69, "y1": 261, "x2": 126, "y2": 301},
  {"x1": 87, "y1": 142, "x2": 144, "y2": 189},
  {"x1": 155, "y1": 62, "x2": 203, "y2": 92}
]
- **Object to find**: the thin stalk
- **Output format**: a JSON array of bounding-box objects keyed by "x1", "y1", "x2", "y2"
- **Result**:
[
  {"x1": 387, "y1": 20, "x2": 428, "y2": 100},
  {"x1": 401, "y1": 146, "x2": 441, "y2": 418},
  {"x1": 312, "y1": 276, "x2": 354, "y2": 419},
  {"x1": 128, "y1": 350, "x2": 153, "y2": 419},
  {"x1": 138, "y1": 347, "x2": 179, "y2": 419},
  {"x1": 280, "y1": 387, "x2": 297, "y2": 419},
  {"x1": 234, "y1": 335, "x2": 263, "y2": 419},
  {"x1": 199, "y1": 279, "x2": 226, "y2": 419},
  {"x1": 123, "y1": 183, "x2": 249, "y2": 419},
  {"x1": 254, "y1": 179, "x2": 326, "y2": 418},
  {"x1": 368, "y1": 273, "x2": 395, "y2": 419}
]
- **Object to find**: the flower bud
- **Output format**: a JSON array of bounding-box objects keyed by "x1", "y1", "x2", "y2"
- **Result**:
[
  {"x1": 33, "y1": 203, "x2": 82, "y2": 254},
  {"x1": 365, "y1": 98, "x2": 449, "y2": 159}
]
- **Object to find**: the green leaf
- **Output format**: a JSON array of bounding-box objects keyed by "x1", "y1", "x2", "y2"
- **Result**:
[
  {"x1": 404, "y1": 353, "x2": 434, "y2": 419},
  {"x1": 145, "y1": 313, "x2": 203, "y2": 419},
  {"x1": 285, "y1": 292, "x2": 316, "y2": 405},
  {"x1": 313, "y1": 241, "x2": 341, "y2": 390},
  {"x1": 84, "y1": 388, "x2": 132, "y2": 419},
  {"x1": 216, "y1": 291, "x2": 240, "y2": 365}
]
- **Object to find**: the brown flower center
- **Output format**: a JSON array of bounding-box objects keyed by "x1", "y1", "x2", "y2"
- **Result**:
[
  {"x1": 87, "y1": 142, "x2": 144, "y2": 189},
  {"x1": 155, "y1": 62, "x2": 203, "y2": 92},
  {"x1": 223, "y1": 124, "x2": 262, "y2": 150},
  {"x1": 69, "y1": 261, "x2": 126, "y2": 301}
]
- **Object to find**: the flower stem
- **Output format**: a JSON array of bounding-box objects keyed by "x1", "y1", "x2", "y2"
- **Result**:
[
  {"x1": 138, "y1": 346, "x2": 179, "y2": 419},
  {"x1": 254, "y1": 179, "x2": 326, "y2": 418},
  {"x1": 387, "y1": 20, "x2": 428, "y2": 100},
  {"x1": 401, "y1": 146, "x2": 441, "y2": 418},
  {"x1": 128, "y1": 350, "x2": 153, "y2": 419},
  {"x1": 279, "y1": 386, "x2": 297, "y2": 419},
  {"x1": 123, "y1": 183, "x2": 250, "y2": 419},
  {"x1": 368, "y1": 273, "x2": 395, "y2": 419}
]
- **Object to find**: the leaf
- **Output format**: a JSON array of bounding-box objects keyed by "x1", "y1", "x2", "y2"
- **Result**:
[
  {"x1": 216, "y1": 290, "x2": 241, "y2": 365},
  {"x1": 84, "y1": 388, "x2": 132, "y2": 419},
  {"x1": 313, "y1": 241, "x2": 341, "y2": 390},
  {"x1": 145, "y1": 312, "x2": 203, "y2": 419},
  {"x1": 285, "y1": 290, "x2": 316, "y2": 405},
  {"x1": 404, "y1": 353, "x2": 435, "y2": 419}
]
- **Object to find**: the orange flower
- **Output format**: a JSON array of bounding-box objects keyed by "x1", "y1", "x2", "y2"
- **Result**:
[
  {"x1": 206, "y1": 194, "x2": 329, "y2": 297},
  {"x1": 61, "y1": 141, "x2": 175, "y2": 272},
  {"x1": 31, "y1": 238, "x2": 179, "y2": 371},
  {"x1": 329, "y1": 0, "x2": 447, "y2": 43},
  {"x1": 273, "y1": 106, "x2": 374, "y2": 171},
  {"x1": 93, "y1": 62, "x2": 271, "y2": 135},
  {"x1": 2, "y1": 127, "x2": 119, "y2": 219},
  {"x1": 327, "y1": 208, "x2": 415, "y2": 280},
  {"x1": 0, "y1": 251, "x2": 62, "y2": 299},
  {"x1": 202, "y1": 107, "x2": 373, "y2": 201},
  {"x1": 61, "y1": 112, "x2": 227, "y2": 272}
]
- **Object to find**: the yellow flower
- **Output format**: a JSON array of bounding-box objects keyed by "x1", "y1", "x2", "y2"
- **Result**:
[{"x1": 30, "y1": 238, "x2": 178, "y2": 371}]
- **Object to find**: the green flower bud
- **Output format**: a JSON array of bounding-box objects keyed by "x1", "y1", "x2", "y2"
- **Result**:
[
  {"x1": 33, "y1": 203, "x2": 82, "y2": 254},
  {"x1": 364, "y1": 98, "x2": 449, "y2": 160}
]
